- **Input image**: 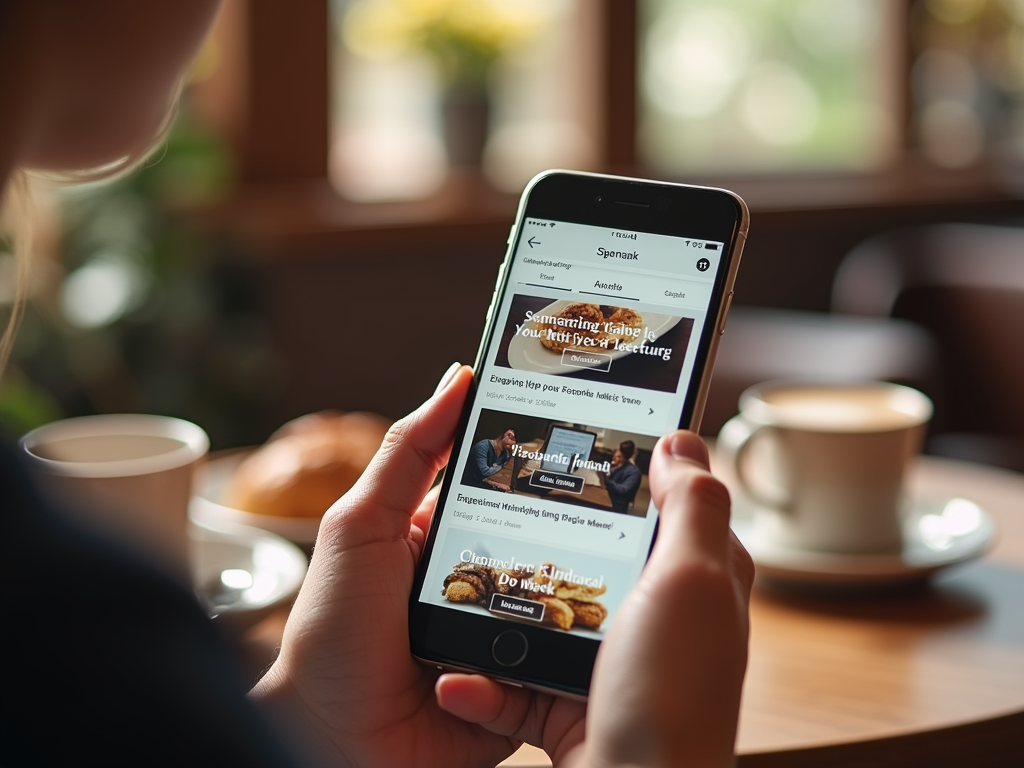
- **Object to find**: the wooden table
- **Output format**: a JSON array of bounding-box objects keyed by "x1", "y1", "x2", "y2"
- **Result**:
[
  {"x1": 500, "y1": 454, "x2": 1024, "y2": 766},
  {"x1": 242, "y1": 455, "x2": 1024, "y2": 767}
]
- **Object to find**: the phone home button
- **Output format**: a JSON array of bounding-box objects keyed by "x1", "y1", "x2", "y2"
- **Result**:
[{"x1": 492, "y1": 630, "x2": 529, "y2": 667}]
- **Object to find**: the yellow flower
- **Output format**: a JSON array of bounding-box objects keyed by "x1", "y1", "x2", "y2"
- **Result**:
[{"x1": 344, "y1": 0, "x2": 550, "y2": 83}]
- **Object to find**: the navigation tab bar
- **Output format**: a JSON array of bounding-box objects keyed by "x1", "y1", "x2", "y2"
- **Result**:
[{"x1": 515, "y1": 262, "x2": 712, "y2": 310}]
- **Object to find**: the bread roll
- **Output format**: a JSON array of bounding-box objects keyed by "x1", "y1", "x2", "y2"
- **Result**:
[{"x1": 225, "y1": 411, "x2": 390, "y2": 518}]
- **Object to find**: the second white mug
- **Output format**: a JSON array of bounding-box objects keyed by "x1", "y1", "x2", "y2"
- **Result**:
[{"x1": 718, "y1": 381, "x2": 933, "y2": 555}]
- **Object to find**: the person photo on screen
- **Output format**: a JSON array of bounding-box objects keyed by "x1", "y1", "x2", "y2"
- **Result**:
[
  {"x1": 605, "y1": 440, "x2": 642, "y2": 512},
  {"x1": 469, "y1": 428, "x2": 517, "y2": 492}
]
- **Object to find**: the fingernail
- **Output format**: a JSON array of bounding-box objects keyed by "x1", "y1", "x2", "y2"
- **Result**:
[
  {"x1": 434, "y1": 362, "x2": 461, "y2": 395},
  {"x1": 668, "y1": 430, "x2": 704, "y2": 461}
]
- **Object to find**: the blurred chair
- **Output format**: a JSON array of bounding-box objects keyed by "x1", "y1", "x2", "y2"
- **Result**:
[
  {"x1": 832, "y1": 223, "x2": 1024, "y2": 472},
  {"x1": 703, "y1": 307, "x2": 937, "y2": 436}
]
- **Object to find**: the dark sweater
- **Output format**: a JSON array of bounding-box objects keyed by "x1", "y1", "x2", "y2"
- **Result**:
[{"x1": 1, "y1": 438, "x2": 303, "y2": 767}]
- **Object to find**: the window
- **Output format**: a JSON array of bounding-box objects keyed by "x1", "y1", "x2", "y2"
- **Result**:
[
  {"x1": 910, "y1": 0, "x2": 1024, "y2": 168},
  {"x1": 329, "y1": 0, "x2": 601, "y2": 201},
  {"x1": 195, "y1": 0, "x2": 1024, "y2": 213},
  {"x1": 638, "y1": 0, "x2": 898, "y2": 174}
]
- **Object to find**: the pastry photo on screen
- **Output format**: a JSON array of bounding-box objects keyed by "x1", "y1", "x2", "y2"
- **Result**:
[
  {"x1": 423, "y1": 525, "x2": 639, "y2": 639},
  {"x1": 492, "y1": 294, "x2": 695, "y2": 394}
]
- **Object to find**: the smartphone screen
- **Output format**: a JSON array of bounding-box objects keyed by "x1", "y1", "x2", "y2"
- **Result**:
[{"x1": 411, "y1": 172, "x2": 746, "y2": 695}]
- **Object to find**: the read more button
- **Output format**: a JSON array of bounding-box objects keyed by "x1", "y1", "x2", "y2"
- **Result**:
[
  {"x1": 528, "y1": 470, "x2": 585, "y2": 494},
  {"x1": 561, "y1": 349, "x2": 612, "y2": 372},
  {"x1": 489, "y1": 593, "x2": 545, "y2": 622}
]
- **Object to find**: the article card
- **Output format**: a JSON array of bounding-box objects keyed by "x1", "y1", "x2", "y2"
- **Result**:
[
  {"x1": 493, "y1": 294, "x2": 694, "y2": 394},
  {"x1": 462, "y1": 408, "x2": 657, "y2": 517}
]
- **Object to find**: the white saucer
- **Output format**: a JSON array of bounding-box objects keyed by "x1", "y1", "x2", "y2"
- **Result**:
[
  {"x1": 730, "y1": 496, "x2": 996, "y2": 585},
  {"x1": 189, "y1": 518, "x2": 308, "y2": 630},
  {"x1": 190, "y1": 450, "x2": 321, "y2": 546}
]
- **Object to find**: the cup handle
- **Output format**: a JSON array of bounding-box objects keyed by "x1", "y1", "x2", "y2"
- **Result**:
[{"x1": 717, "y1": 415, "x2": 791, "y2": 511}]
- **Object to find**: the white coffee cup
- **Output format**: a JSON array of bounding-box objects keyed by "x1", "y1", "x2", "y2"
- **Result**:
[
  {"x1": 20, "y1": 414, "x2": 209, "y2": 577},
  {"x1": 717, "y1": 381, "x2": 933, "y2": 555}
]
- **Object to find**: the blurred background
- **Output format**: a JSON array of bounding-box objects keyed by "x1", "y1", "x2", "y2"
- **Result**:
[{"x1": 2, "y1": 0, "x2": 1022, "y2": 469}]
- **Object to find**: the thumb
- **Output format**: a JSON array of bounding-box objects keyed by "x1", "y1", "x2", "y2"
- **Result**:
[
  {"x1": 319, "y1": 364, "x2": 472, "y2": 549},
  {"x1": 642, "y1": 430, "x2": 753, "y2": 635},
  {"x1": 646, "y1": 431, "x2": 733, "y2": 578}
]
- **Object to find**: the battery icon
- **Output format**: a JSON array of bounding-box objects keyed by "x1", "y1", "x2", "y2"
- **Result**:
[{"x1": 705, "y1": 243, "x2": 721, "y2": 251}]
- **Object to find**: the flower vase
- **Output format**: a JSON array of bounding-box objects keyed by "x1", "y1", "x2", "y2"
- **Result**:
[{"x1": 441, "y1": 87, "x2": 491, "y2": 170}]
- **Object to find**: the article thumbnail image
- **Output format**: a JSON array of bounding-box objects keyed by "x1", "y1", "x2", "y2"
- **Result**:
[
  {"x1": 429, "y1": 527, "x2": 635, "y2": 638},
  {"x1": 461, "y1": 408, "x2": 656, "y2": 516},
  {"x1": 493, "y1": 294, "x2": 694, "y2": 394}
]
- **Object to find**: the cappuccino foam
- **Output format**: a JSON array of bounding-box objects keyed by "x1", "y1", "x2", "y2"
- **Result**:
[
  {"x1": 34, "y1": 434, "x2": 187, "y2": 463},
  {"x1": 760, "y1": 386, "x2": 930, "y2": 432}
]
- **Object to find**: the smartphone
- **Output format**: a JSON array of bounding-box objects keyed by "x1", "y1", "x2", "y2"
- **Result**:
[{"x1": 409, "y1": 170, "x2": 748, "y2": 698}]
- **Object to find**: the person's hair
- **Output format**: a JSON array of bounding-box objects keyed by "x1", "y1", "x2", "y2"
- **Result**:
[
  {"x1": 0, "y1": 85, "x2": 183, "y2": 378},
  {"x1": 0, "y1": 171, "x2": 34, "y2": 376},
  {"x1": 619, "y1": 440, "x2": 636, "y2": 461}
]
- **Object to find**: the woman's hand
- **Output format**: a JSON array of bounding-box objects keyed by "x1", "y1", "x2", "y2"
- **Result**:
[
  {"x1": 437, "y1": 431, "x2": 754, "y2": 768},
  {"x1": 249, "y1": 365, "x2": 585, "y2": 767}
]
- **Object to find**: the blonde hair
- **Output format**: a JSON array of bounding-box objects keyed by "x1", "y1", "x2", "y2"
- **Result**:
[
  {"x1": 0, "y1": 171, "x2": 34, "y2": 376},
  {"x1": 0, "y1": 84, "x2": 183, "y2": 378}
]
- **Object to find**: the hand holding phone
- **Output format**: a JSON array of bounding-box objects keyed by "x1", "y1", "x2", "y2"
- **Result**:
[
  {"x1": 251, "y1": 356, "x2": 752, "y2": 766},
  {"x1": 250, "y1": 376, "x2": 753, "y2": 765},
  {"x1": 250, "y1": 169, "x2": 752, "y2": 767}
]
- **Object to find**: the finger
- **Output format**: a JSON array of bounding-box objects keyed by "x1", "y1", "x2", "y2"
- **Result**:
[
  {"x1": 410, "y1": 484, "x2": 441, "y2": 535},
  {"x1": 436, "y1": 674, "x2": 587, "y2": 760},
  {"x1": 435, "y1": 674, "x2": 531, "y2": 738},
  {"x1": 646, "y1": 431, "x2": 733, "y2": 576},
  {"x1": 321, "y1": 365, "x2": 472, "y2": 547},
  {"x1": 649, "y1": 431, "x2": 754, "y2": 597},
  {"x1": 408, "y1": 485, "x2": 442, "y2": 556}
]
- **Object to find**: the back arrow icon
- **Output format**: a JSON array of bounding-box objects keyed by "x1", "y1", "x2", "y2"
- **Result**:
[{"x1": 528, "y1": 237, "x2": 540, "y2": 248}]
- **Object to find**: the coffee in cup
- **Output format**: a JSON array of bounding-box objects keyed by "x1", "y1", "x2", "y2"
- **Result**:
[
  {"x1": 717, "y1": 381, "x2": 933, "y2": 554},
  {"x1": 20, "y1": 414, "x2": 209, "y2": 577}
]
